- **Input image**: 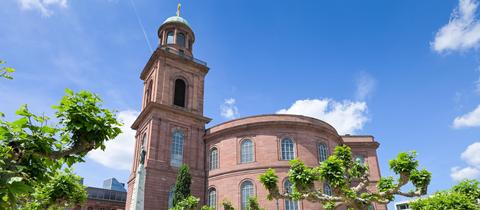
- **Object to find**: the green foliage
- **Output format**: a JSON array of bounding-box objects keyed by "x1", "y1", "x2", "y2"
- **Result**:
[
  {"x1": 410, "y1": 179, "x2": 480, "y2": 210},
  {"x1": 258, "y1": 168, "x2": 279, "y2": 200},
  {"x1": 200, "y1": 205, "x2": 214, "y2": 210},
  {"x1": 173, "y1": 164, "x2": 192, "y2": 207},
  {"x1": 389, "y1": 151, "x2": 418, "y2": 174},
  {"x1": 20, "y1": 169, "x2": 87, "y2": 209},
  {"x1": 410, "y1": 191, "x2": 477, "y2": 210},
  {"x1": 0, "y1": 88, "x2": 121, "y2": 209},
  {"x1": 387, "y1": 151, "x2": 431, "y2": 195},
  {"x1": 222, "y1": 199, "x2": 236, "y2": 210},
  {"x1": 0, "y1": 60, "x2": 15, "y2": 80},
  {"x1": 377, "y1": 176, "x2": 395, "y2": 201},
  {"x1": 319, "y1": 156, "x2": 347, "y2": 189},
  {"x1": 169, "y1": 195, "x2": 199, "y2": 210},
  {"x1": 288, "y1": 159, "x2": 320, "y2": 199},
  {"x1": 259, "y1": 145, "x2": 431, "y2": 210},
  {"x1": 169, "y1": 195, "x2": 215, "y2": 210},
  {"x1": 322, "y1": 202, "x2": 336, "y2": 210},
  {"x1": 246, "y1": 197, "x2": 265, "y2": 210},
  {"x1": 451, "y1": 179, "x2": 480, "y2": 201},
  {"x1": 53, "y1": 88, "x2": 122, "y2": 155},
  {"x1": 410, "y1": 169, "x2": 431, "y2": 194}
]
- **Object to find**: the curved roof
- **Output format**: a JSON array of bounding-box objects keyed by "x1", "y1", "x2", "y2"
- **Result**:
[
  {"x1": 163, "y1": 16, "x2": 190, "y2": 27},
  {"x1": 206, "y1": 114, "x2": 341, "y2": 138}
]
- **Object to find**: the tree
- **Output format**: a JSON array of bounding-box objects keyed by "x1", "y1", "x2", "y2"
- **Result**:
[
  {"x1": 0, "y1": 60, "x2": 15, "y2": 80},
  {"x1": 169, "y1": 195, "x2": 214, "y2": 210},
  {"x1": 169, "y1": 195, "x2": 199, "y2": 210},
  {"x1": 410, "y1": 179, "x2": 480, "y2": 210},
  {"x1": 200, "y1": 205, "x2": 214, "y2": 210},
  {"x1": 0, "y1": 88, "x2": 122, "y2": 209},
  {"x1": 217, "y1": 197, "x2": 264, "y2": 210},
  {"x1": 222, "y1": 199, "x2": 235, "y2": 210},
  {"x1": 173, "y1": 164, "x2": 192, "y2": 207},
  {"x1": 259, "y1": 145, "x2": 431, "y2": 210},
  {"x1": 246, "y1": 197, "x2": 265, "y2": 210},
  {"x1": 18, "y1": 169, "x2": 87, "y2": 209}
]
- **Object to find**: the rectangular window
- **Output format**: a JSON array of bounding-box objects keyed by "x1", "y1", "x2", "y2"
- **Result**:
[{"x1": 281, "y1": 139, "x2": 295, "y2": 160}]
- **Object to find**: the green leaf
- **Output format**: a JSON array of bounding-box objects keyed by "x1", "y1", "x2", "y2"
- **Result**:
[
  {"x1": 4, "y1": 67, "x2": 14, "y2": 73},
  {"x1": 15, "y1": 104, "x2": 31, "y2": 117},
  {"x1": 9, "y1": 181, "x2": 32, "y2": 194},
  {"x1": 11, "y1": 117, "x2": 28, "y2": 128},
  {"x1": 7, "y1": 177, "x2": 23, "y2": 184},
  {"x1": 65, "y1": 88, "x2": 74, "y2": 96}
]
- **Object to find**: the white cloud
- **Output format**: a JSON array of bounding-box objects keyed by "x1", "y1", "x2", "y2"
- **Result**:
[
  {"x1": 88, "y1": 110, "x2": 138, "y2": 171},
  {"x1": 451, "y1": 142, "x2": 480, "y2": 181},
  {"x1": 18, "y1": 0, "x2": 68, "y2": 16},
  {"x1": 432, "y1": 0, "x2": 480, "y2": 52},
  {"x1": 461, "y1": 142, "x2": 480, "y2": 165},
  {"x1": 220, "y1": 98, "x2": 239, "y2": 120},
  {"x1": 453, "y1": 105, "x2": 480, "y2": 128},
  {"x1": 355, "y1": 72, "x2": 376, "y2": 100},
  {"x1": 451, "y1": 166, "x2": 480, "y2": 181},
  {"x1": 277, "y1": 99, "x2": 368, "y2": 134}
]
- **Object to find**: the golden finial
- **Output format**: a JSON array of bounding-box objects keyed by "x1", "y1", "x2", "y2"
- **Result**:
[{"x1": 176, "y1": 3, "x2": 181, "y2": 17}]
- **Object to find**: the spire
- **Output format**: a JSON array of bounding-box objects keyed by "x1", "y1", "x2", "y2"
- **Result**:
[{"x1": 176, "y1": 3, "x2": 181, "y2": 17}]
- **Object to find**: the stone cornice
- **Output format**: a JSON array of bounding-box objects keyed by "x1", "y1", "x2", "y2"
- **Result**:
[
  {"x1": 208, "y1": 165, "x2": 291, "y2": 180},
  {"x1": 343, "y1": 141, "x2": 380, "y2": 149},
  {"x1": 140, "y1": 48, "x2": 209, "y2": 80},
  {"x1": 204, "y1": 114, "x2": 343, "y2": 143},
  {"x1": 131, "y1": 102, "x2": 211, "y2": 130}
]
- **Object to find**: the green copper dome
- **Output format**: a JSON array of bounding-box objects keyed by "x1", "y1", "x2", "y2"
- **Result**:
[{"x1": 163, "y1": 16, "x2": 190, "y2": 27}]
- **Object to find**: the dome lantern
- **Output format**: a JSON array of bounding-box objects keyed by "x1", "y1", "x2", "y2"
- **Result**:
[{"x1": 158, "y1": 3, "x2": 195, "y2": 57}]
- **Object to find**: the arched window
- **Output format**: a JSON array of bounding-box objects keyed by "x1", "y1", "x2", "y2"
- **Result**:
[
  {"x1": 177, "y1": 33, "x2": 186, "y2": 47},
  {"x1": 208, "y1": 188, "x2": 217, "y2": 209},
  {"x1": 323, "y1": 182, "x2": 332, "y2": 196},
  {"x1": 145, "y1": 80, "x2": 153, "y2": 105},
  {"x1": 281, "y1": 138, "x2": 295, "y2": 160},
  {"x1": 318, "y1": 143, "x2": 328, "y2": 163},
  {"x1": 173, "y1": 79, "x2": 186, "y2": 107},
  {"x1": 167, "y1": 31, "x2": 174, "y2": 44},
  {"x1": 240, "y1": 139, "x2": 254, "y2": 163},
  {"x1": 170, "y1": 130, "x2": 184, "y2": 167},
  {"x1": 284, "y1": 180, "x2": 299, "y2": 210},
  {"x1": 210, "y1": 148, "x2": 219, "y2": 170},
  {"x1": 168, "y1": 186, "x2": 175, "y2": 209},
  {"x1": 240, "y1": 181, "x2": 254, "y2": 210}
]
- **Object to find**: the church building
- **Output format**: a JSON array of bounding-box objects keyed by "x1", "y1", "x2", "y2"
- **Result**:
[{"x1": 125, "y1": 7, "x2": 386, "y2": 210}]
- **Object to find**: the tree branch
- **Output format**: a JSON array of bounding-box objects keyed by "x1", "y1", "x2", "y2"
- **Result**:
[
  {"x1": 35, "y1": 139, "x2": 95, "y2": 160},
  {"x1": 352, "y1": 171, "x2": 370, "y2": 193},
  {"x1": 395, "y1": 190, "x2": 423, "y2": 197}
]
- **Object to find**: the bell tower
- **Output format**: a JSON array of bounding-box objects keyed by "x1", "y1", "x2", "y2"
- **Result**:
[{"x1": 126, "y1": 5, "x2": 211, "y2": 209}]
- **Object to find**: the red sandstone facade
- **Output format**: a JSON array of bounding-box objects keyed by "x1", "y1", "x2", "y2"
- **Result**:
[
  {"x1": 126, "y1": 11, "x2": 386, "y2": 210},
  {"x1": 206, "y1": 115, "x2": 385, "y2": 210}
]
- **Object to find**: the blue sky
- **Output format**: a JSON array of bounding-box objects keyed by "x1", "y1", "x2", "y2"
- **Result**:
[{"x1": 1, "y1": 0, "x2": 480, "y2": 206}]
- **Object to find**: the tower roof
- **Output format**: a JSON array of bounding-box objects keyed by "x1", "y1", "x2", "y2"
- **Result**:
[{"x1": 163, "y1": 16, "x2": 190, "y2": 27}]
